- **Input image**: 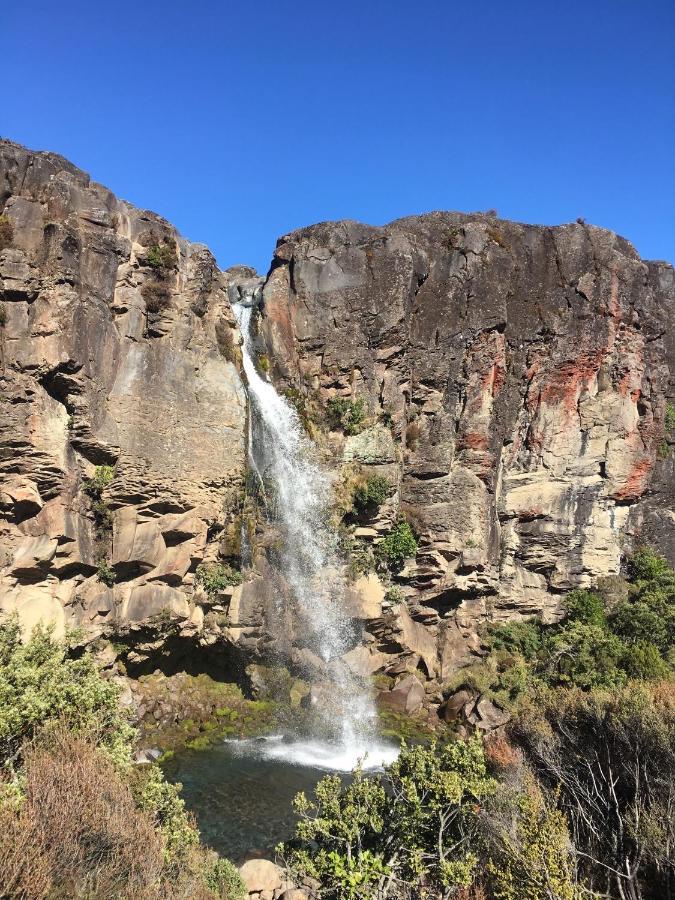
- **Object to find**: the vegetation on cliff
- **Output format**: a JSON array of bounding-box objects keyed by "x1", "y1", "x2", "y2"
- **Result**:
[
  {"x1": 281, "y1": 549, "x2": 675, "y2": 899},
  {"x1": 0, "y1": 619, "x2": 244, "y2": 900}
]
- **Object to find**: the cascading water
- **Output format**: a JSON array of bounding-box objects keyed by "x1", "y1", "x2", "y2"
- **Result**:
[{"x1": 233, "y1": 301, "x2": 397, "y2": 771}]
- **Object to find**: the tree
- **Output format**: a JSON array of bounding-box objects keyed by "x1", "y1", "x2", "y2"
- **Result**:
[
  {"x1": 280, "y1": 736, "x2": 497, "y2": 899},
  {"x1": 510, "y1": 682, "x2": 675, "y2": 900}
]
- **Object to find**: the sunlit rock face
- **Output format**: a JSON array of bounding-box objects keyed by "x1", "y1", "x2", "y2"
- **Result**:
[
  {"x1": 1, "y1": 140, "x2": 674, "y2": 693},
  {"x1": 0, "y1": 140, "x2": 247, "y2": 651},
  {"x1": 259, "y1": 214, "x2": 675, "y2": 673}
]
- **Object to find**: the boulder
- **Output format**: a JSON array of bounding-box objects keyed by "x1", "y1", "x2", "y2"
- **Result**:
[
  {"x1": 239, "y1": 859, "x2": 286, "y2": 895},
  {"x1": 381, "y1": 674, "x2": 426, "y2": 715}
]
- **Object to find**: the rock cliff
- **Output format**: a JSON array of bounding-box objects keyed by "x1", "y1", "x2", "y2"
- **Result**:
[
  {"x1": 259, "y1": 215, "x2": 675, "y2": 677},
  {"x1": 0, "y1": 140, "x2": 248, "y2": 669},
  {"x1": 1, "y1": 140, "x2": 673, "y2": 692}
]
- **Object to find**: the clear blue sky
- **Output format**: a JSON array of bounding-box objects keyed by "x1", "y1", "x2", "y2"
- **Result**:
[{"x1": 3, "y1": 0, "x2": 674, "y2": 272}]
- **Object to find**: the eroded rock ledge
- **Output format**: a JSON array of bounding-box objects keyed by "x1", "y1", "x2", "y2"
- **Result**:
[
  {"x1": 1, "y1": 140, "x2": 674, "y2": 697},
  {"x1": 0, "y1": 139, "x2": 248, "y2": 666},
  {"x1": 258, "y1": 214, "x2": 675, "y2": 676}
]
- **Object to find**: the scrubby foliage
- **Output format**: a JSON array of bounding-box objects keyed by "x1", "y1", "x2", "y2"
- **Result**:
[
  {"x1": 377, "y1": 519, "x2": 418, "y2": 570},
  {"x1": 83, "y1": 464, "x2": 115, "y2": 532},
  {"x1": 280, "y1": 737, "x2": 496, "y2": 899},
  {"x1": 96, "y1": 557, "x2": 117, "y2": 587},
  {"x1": 0, "y1": 620, "x2": 244, "y2": 900},
  {"x1": 0, "y1": 619, "x2": 133, "y2": 768},
  {"x1": 327, "y1": 397, "x2": 367, "y2": 435},
  {"x1": 196, "y1": 562, "x2": 243, "y2": 595},
  {"x1": 145, "y1": 238, "x2": 178, "y2": 273},
  {"x1": 353, "y1": 474, "x2": 391, "y2": 513},
  {"x1": 665, "y1": 401, "x2": 675, "y2": 432},
  {"x1": 142, "y1": 279, "x2": 172, "y2": 312},
  {"x1": 453, "y1": 547, "x2": 674, "y2": 706},
  {"x1": 0, "y1": 214, "x2": 13, "y2": 250},
  {"x1": 286, "y1": 549, "x2": 675, "y2": 898}
]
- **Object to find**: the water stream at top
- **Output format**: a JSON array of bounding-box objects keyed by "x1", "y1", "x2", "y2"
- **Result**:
[{"x1": 233, "y1": 302, "x2": 397, "y2": 771}]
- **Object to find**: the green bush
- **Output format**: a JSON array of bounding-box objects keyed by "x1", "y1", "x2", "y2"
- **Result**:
[
  {"x1": 0, "y1": 304, "x2": 6, "y2": 327},
  {"x1": 96, "y1": 558, "x2": 116, "y2": 587},
  {"x1": 564, "y1": 589, "x2": 607, "y2": 627},
  {"x1": 377, "y1": 519, "x2": 418, "y2": 569},
  {"x1": 0, "y1": 618, "x2": 134, "y2": 769},
  {"x1": 352, "y1": 474, "x2": 391, "y2": 513},
  {"x1": 83, "y1": 464, "x2": 115, "y2": 499},
  {"x1": 145, "y1": 240, "x2": 177, "y2": 272},
  {"x1": 628, "y1": 546, "x2": 670, "y2": 581},
  {"x1": 384, "y1": 585, "x2": 405, "y2": 605},
  {"x1": 83, "y1": 466, "x2": 115, "y2": 532},
  {"x1": 204, "y1": 857, "x2": 246, "y2": 900},
  {"x1": 486, "y1": 779, "x2": 579, "y2": 900},
  {"x1": 327, "y1": 397, "x2": 366, "y2": 435},
  {"x1": 196, "y1": 563, "x2": 243, "y2": 596},
  {"x1": 280, "y1": 736, "x2": 496, "y2": 898},
  {"x1": 665, "y1": 401, "x2": 675, "y2": 432}
]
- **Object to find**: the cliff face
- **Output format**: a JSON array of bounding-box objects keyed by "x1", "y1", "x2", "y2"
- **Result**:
[
  {"x1": 260, "y1": 215, "x2": 675, "y2": 676},
  {"x1": 1, "y1": 141, "x2": 674, "y2": 690},
  {"x1": 0, "y1": 140, "x2": 248, "y2": 663}
]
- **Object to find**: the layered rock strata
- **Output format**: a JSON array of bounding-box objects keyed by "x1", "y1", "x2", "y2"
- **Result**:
[
  {"x1": 1, "y1": 140, "x2": 674, "y2": 699},
  {"x1": 0, "y1": 140, "x2": 247, "y2": 664},
  {"x1": 259, "y1": 215, "x2": 675, "y2": 677}
]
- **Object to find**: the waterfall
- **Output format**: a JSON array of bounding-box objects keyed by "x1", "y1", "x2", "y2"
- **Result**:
[{"x1": 233, "y1": 301, "x2": 397, "y2": 771}]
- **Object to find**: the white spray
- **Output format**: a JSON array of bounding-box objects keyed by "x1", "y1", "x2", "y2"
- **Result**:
[{"x1": 233, "y1": 302, "x2": 396, "y2": 770}]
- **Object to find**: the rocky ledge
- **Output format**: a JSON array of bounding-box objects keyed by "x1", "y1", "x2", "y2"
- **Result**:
[{"x1": 1, "y1": 140, "x2": 674, "y2": 708}]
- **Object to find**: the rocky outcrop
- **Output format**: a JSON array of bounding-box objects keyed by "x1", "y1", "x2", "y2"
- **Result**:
[
  {"x1": 2, "y1": 141, "x2": 674, "y2": 699},
  {"x1": 258, "y1": 214, "x2": 675, "y2": 679},
  {"x1": 0, "y1": 140, "x2": 248, "y2": 660}
]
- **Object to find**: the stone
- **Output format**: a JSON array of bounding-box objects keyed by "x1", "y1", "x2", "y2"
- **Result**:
[
  {"x1": 344, "y1": 424, "x2": 397, "y2": 464},
  {"x1": 439, "y1": 689, "x2": 477, "y2": 723},
  {"x1": 0, "y1": 139, "x2": 247, "y2": 654},
  {"x1": 381, "y1": 674, "x2": 426, "y2": 715},
  {"x1": 239, "y1": 859, "x2": 286, "y2": 895},
  {"x1": 2, "y1": 138, "x2": 675, "y2": 700},
  {"x1": 259, "y1": 212, "x2": 675, "y2": 680}
]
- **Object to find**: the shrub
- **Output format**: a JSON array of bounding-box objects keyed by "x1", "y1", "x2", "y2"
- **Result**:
[
  {"x1": 511, "y1": 681, "x2": 675, "y2": 899},
  {"x1": 83, "y1": 466, "x2": 115, "y2": 532},
  {"x1": 377, "y1": 519, "x2": 418, "y2": 569},
  {"x1": 257, "y1": 353, "x2": 271, "y2": 373},
  {"x1": 280, "y1": 736, "x2": 496, "y2": 899},
  {"x1": 145, "y1": 239, "x2": 177, "y2": 273},
  {"x1": 0, "y1": 618, "x2": 134, "y2": 768},
  {"x1": 0, "y1": 304, "x2": 6, "y2": 327},
  {"x1": 97, "y1": 558, "x2": 116, "y2": 587},
  {"x1": 628, "y1": 546, "x2": 670, "y2": 582},
  {"x1": 6, "y1": 728, "x2": 165, "y2": 899},
  {"x1": 326, "y1": 396, "x2": 366, "y2": 435},
  {"x1": 0, "y1": 214, "x2": 13, "y2": 251},
  {"x1": 196, "y1": 562, "x2": 243, "y2": 596},
  {"x1": 485, "y1": 779, "x2": 579, "y2": 900},
  {"x1": 384, "y1": 585, "x2": 405, "y2": 606},
  {"x1": 352, "y1": 474, "x2": 391, "y2": 513},
  {"x1": 83, "y1": 464, "x2": 115, "y2": 499},
  {"x1": 563, "y1": 589, "x2": 606, "y2": 627},
  {"x1": 204, "y1": 857, "x2": 246, "y2": 900},
  {"x1": 488, "y1": 620, "x2": 543, "y2": 661},
  {"x1": 142, "y1": 280, "x2": 172, "y2": 313},
  {"x1": 665, "y1": 401, "x2": 675, "y2": 432}
]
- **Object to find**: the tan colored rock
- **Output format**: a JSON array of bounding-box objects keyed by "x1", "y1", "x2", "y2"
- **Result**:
[
  {"x1": 239, "y1": 859, "x2": 285, "y2": 895},
  {"x1": 344, "y1": 573, "x2": 384, "y2": 619}
]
